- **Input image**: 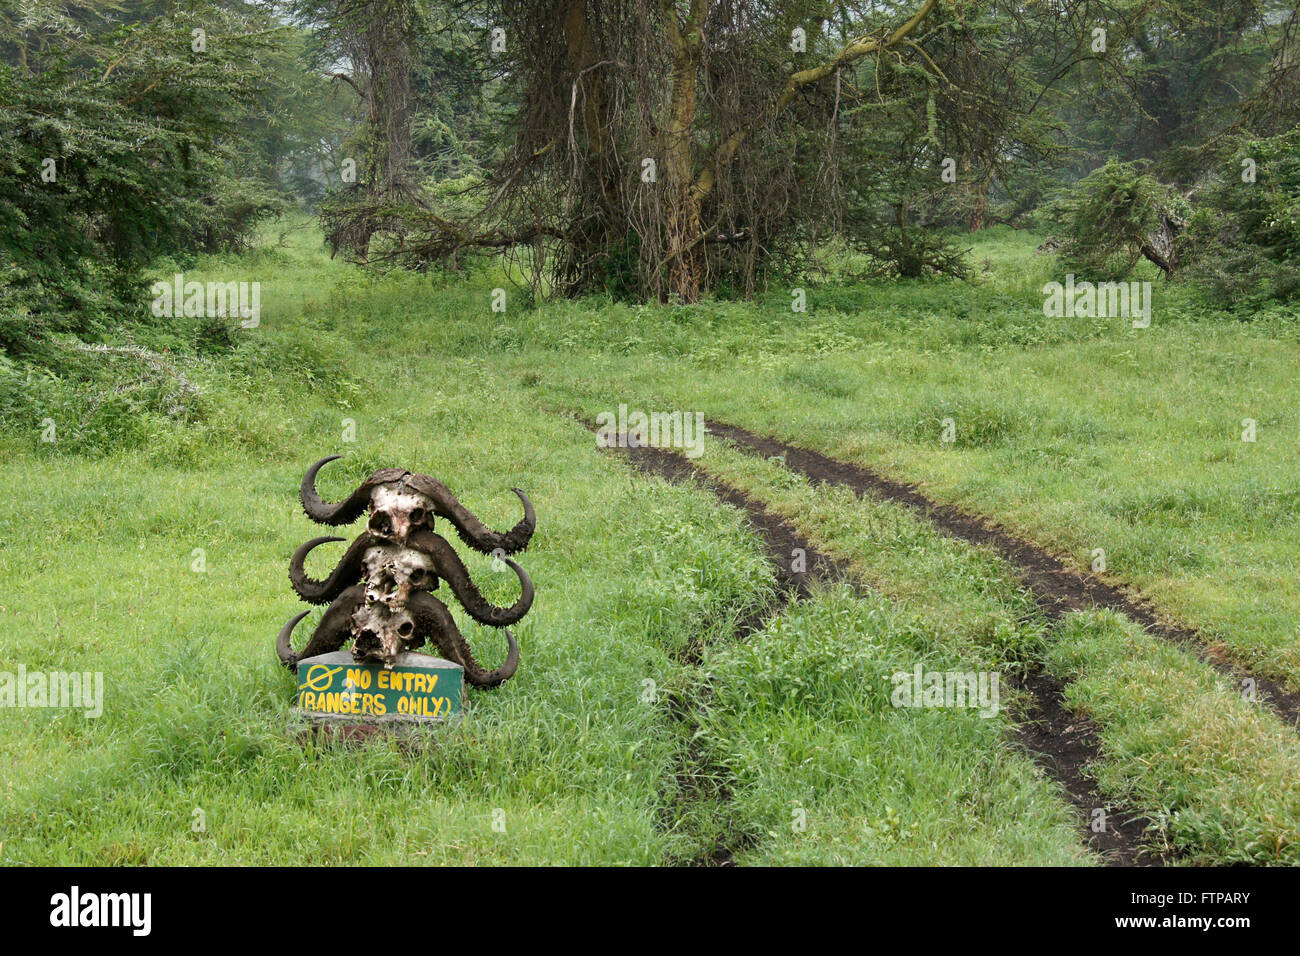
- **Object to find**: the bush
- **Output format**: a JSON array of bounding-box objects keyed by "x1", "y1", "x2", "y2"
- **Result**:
[
  {"x1": 1050, "y1": 160, "x2": 1187, "y2": 280},
  {"x1": 1181, "y1": 130, "x2": 1300, "y2": 308}
]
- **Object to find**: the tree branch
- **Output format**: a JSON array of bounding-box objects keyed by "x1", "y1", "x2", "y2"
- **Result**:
[{"x1": 692, "y1": 0, "x2": 938, "y2": 202}]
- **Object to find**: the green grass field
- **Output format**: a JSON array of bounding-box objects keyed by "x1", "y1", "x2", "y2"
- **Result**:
[{"x1": 2, "y1": 222, "x2": 1298, "y2": 865}]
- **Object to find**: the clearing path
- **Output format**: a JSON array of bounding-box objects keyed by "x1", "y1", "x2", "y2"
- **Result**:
[{"x1": 605, "y1": 436, "x2": 847, "y2": 864}]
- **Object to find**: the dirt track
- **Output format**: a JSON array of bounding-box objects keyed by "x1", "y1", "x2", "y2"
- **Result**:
[
  {"x1": 600, "y1": 427, "x2": 1155, "y2": 866},
  {"x1": 708, "y1": 419, "x2": 1300, "y2": 731}
]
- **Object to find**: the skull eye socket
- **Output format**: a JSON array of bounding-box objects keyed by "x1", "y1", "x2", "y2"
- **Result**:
[
  {"x1": 368, "y1": 512, "x2": 393, "y2": 537},
  {"x1": 409, "y1": 567, "x2": 427, "y2": 584},
  {"x1": 410, "y1": 507, "x2": 427, "y2": 526},
  {"x1": 358, "y1": 629, "x2": 377, "y2": 644},
  {"x1": 398, "y1": 621, "x2": 413, "y2": 637}
]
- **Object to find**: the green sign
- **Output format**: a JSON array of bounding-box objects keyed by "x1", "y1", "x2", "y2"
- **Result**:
[{"x1": 295, "y1": 651, "x2": 464, "y2": 723}]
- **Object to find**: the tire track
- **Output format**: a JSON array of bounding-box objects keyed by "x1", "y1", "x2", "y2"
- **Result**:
[
  {"x1": 596, "y1": 427, "x2": 1155, "y2": 866},
  {"x1": 707, "y1": 419, "x2": 1300, "y2": 731},
  {"x1": 605, "y1": 438, "x2": 848, "y2": 865}
]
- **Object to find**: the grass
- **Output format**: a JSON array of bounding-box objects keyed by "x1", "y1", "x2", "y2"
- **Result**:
[
  {"x1": 661, "y1": 435, "x2": 1300, "y2": 864},
  {"x1": 2, "y1": 219, "x2": 1298, "y2": 864},
  {"x1": 516, "y1": 228, "x2": 1300, "y2": 690},
  {"x1": 0, "y1": 400, "x2": 778, "y2": 864},
  {"x1": 1049, "y1": 611, "x2": 1300, "y2": 864},
  {"x1": 683, "y1": 589, "x2": 1089, "y2": 865}
]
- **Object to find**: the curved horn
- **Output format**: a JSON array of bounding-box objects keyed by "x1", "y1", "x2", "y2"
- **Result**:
[
  {"x1": 408, "y1": 591, "x2": 520, "y2": 688},
  {"x1": 404, "y1": 474, "x2": 535, "y2": 555},
  {"x1": 276, "y1": 585, "x2": 366, "y2": 669},
  {"x1": 300, "y1": 456, "x2": 407, "y2": 526},
  {"x1": 276, "y1": 610, "x2": 311, "y2": 668},
  {"x1": 410, "y1": 529, "x2": 534, "y2": 626},
  {"x1": 289, "y1": 533, "x2": 375, "y2": 604}
]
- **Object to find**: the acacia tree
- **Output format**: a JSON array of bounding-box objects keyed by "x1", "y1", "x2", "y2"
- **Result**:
[
  {"x1": 293, "y1": 0, "x2": 424, "y2": 259},
  {"x1": 482, "y1": 0, "x2": 945, "y2": 301},
  {"x1": 1051, "y1": 0, "x2": 1296, "y2": 184},
  {"x1": 1044, "y1": 2, "x2": 1300, "y2": 291}
]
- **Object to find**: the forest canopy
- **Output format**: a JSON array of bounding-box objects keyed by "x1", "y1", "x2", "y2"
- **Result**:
[{"x1": 1, "y1": 0, "x2": 1297, "y2": 349}]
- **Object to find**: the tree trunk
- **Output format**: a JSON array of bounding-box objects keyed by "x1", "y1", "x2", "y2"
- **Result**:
[
  {"x1": 968, "y1": 169, "x2": 992, "y2": 232},
  {"x1": 558, "y1": 0, "x2": 622, "y2": 293},
  {"x1": 663, "y1": 4, "x2": 706, "y2": 303},
  {"x1": 1140, "y1": 209, "x2": 1184, "y2": 277}
]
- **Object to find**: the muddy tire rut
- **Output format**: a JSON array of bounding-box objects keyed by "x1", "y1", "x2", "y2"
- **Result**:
[
  {"x1": 606, "y1": 438, "x2": 849, "y2": 864},
  {"x1": 707, "y1": 420, "x2": 1300, "y2": 732},
  {"x1": 596, "y1": 427, "x2": 1156, "y2": 866}
]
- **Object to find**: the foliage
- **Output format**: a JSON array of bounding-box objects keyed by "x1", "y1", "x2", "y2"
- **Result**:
[
  {"x1": 1049, "y1": 160, "x2": 1186, "y2": 280},
  {"x1": 7, "y1": 228, "x2": 1300, "y2": 865},
  {"x1": 298, "y1": 0, "x2": 1097, "y2": 300},
  {"x1": 1181, "y1": 129, "x2": 1300, "y2": 307},
  {"x1": 1053, "y1": 0, "x2": 1294, "y2": 184},
  {"x1": 0, "y1": 0, "x2": 295, "y2": 356}
]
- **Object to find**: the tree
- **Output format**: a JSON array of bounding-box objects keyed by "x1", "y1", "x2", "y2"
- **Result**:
[
  {"x1": 1182, "y1": 129, "x2": 1300, "y2": 305},
  {"x1": 333, "y1": 0, "x2": 965, "y2": 301},
  {"x1": 1052, "y1": 0, "x2": 1295, "y2": 184},
  {"x1": 361, "y1": 0, "x2": 1105, "y2": 302},
  {"x1": 0, "y1": 0, "x2": 290, "y2": 355}
]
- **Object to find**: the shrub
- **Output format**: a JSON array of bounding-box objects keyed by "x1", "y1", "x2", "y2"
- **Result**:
[
  {"x1": 1181, "y1": 130, "x2": 1300, "y2": 308},
  {"x1": 1051, "y1": 161, "x2": 1187, "y2": 280}
]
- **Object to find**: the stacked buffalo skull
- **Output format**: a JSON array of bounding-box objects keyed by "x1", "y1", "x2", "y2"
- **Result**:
[{"x1": 277, "y1": 456, "x2": 535, "y2": 687}]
